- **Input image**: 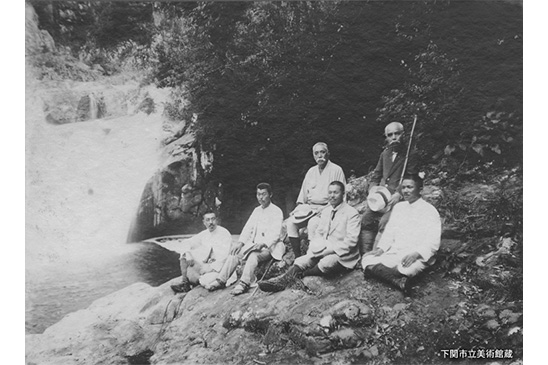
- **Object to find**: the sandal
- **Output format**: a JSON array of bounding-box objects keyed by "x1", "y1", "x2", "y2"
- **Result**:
[
  {"x1": 206, "y1": 278, "x2": 226, "y2": 292},
  {"x1": 230, "y1": 281, "x2": 250, "y2": 296}
]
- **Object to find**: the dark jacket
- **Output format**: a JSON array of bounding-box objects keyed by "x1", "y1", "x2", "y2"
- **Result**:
[{"x1": 370, "y1": 147, "x2": 419, "y2": 194}]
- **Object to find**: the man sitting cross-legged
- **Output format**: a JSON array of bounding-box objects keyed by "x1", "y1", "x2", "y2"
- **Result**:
[
  {"x1": 171, "y1": 211, "x2": 232, "y2": 293},
  {"x1": 205, "y1": 182, "x2": 284, "y2": 296},
  {"x1": 361, "y1": 174, "x2": 441, "y2": 295},
  {"x1": 258, "y1": 181, "x2": 361, "y2": 293}
]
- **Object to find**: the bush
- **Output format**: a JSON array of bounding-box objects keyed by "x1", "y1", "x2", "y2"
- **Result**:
[
  {"x1": 436, "y1": 168, "x2": 522, "y2": 241},
  {"x1": 30, "y1": 47, "x2": 101, "y2": 81}
]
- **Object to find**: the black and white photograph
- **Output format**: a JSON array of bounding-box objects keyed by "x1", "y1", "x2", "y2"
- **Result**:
[{"x1": 24, "y1": 1, "x2": 527, "y2": 364}]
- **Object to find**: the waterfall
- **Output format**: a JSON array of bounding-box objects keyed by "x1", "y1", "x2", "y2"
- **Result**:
[
  {"x1": 89, "y1": 93, "x2": 98, "y2": 120},
  {"x1": 26, "y1": 99, "x2": 165, "y2": 268}
]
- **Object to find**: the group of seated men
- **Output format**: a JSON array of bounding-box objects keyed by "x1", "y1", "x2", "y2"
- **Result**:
[{"x1": 170, "y1": 122, "x2": 441, "y2": 297}]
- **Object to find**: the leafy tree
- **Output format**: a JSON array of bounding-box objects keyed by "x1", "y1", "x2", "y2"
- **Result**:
[
  {"x1": 29, "y1": 1, "x2": 154, "y2": 51},
  {"x1": 151, "y1": 0, "x2": 522, "y2": 230},
  {"x1": 376, "y1": 0, "x2": 522, "y2": 178}
]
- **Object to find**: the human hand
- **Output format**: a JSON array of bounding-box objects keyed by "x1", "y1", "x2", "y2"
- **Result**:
[
  {"x1": 253, "y1": 243, "x2": 267, "y2": 251},
  {"x1": 401, "y1": 252, "x2": 421, "y2": 267},
  {"x1": 364, "y1": 248, "x2": 384, "y2": 257},
  {"x1": 388, "y1": 192, "x2": 402, "y2": 207},
  {"x1": 230, "y1": 242, "x2": 244, "y2": 255},
  {"x1": 186, "y1": 257, "x2": 195, "y2": 267}
]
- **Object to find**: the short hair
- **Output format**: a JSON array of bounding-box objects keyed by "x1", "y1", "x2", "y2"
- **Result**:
[
  {"x1": 312, "y1": 142, "x2": 329, "y2": 153},
  {"x1": 256, "y1": 182, "x2": 272, "y2": 194},
  {"x1": 202, "y1": 210, "x2": 216, "y2": 219},
  {"x1": 401, "y1": 174, "x2": 423, "y2": 189},
  {"x1": 329, "y1": 180, "x2": 345, "y2": 194}
]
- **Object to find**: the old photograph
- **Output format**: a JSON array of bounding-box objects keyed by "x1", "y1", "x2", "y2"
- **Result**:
[{"x1": 25, "y1": 1, "x2": 524, "y2": 364}]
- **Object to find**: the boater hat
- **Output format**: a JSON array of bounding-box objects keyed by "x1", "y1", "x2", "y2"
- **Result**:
[
  {"x1": 309, "y1": 238, "x2": 332, "y2": 255},
  {"x1": 367, "y1": 186, "x2": 392, "y2": 212},
  {"x1": 291, "y1": 204, "x2": 317, "y2": 224}
]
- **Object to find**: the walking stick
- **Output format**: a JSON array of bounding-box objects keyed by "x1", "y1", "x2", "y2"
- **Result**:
[
  {"x1": 398, "y1": 115, "x2": 418, "y2": 187},
  {"x1": 249, "y1": 258, "x2": 275, "y2": 298}
]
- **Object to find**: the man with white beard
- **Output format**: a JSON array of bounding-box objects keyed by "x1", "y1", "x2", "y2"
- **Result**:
[{"x1": 287, "y1": 142, "x2": 346, "y2": 258}]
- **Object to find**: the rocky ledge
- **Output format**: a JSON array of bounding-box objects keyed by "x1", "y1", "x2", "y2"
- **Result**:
[{"x1": 25, "y1": 241, "x2": 522, "y2": 365}]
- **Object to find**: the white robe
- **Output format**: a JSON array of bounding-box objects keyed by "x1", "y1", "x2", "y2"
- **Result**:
[
  {"x1": 239, "y1": 202, "x2": 285, "y2": 260},
  {"x1": 361, "y1": 198, "x2": 441, "y2": 276},
  {"x1": 183, "y1": 226, "x2": 232, "y2": 272},
  {"x1": 297, "y1": 160, "x2": 346, "y2": 205}
]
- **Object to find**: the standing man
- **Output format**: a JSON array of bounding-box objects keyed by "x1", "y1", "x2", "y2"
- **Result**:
[
  {"x1": 205, "y1": 183, "x2": 284, "y2": 296},
  {"x1": 287, "y1": 142, "x2": 346, "y2": 257},
  {"x1": 258, "y1": 181, "x2": 361, "y2": 293},
  {"x1": 359, "y1": 122, "x2": 419, "y2": 254},
  {"x1": 361, "y1": 174, "x2": 441, "y2": 295},
  {"x1": 171, "y1": 211, "x2": 232, "y2": 293}
]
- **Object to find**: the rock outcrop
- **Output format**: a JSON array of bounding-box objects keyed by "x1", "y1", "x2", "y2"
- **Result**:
[
  {"x1": 25, "y1": 259, "x2": 466, "y2": 365},
  {"x1": 26, "y1": 3, "x2": 56, "y2": 56}
]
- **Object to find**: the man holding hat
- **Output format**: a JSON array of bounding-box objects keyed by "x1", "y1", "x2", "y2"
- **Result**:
[
  {"x1": 287, "y1": 142, "x2": 346, "y2": 258},
  {"x1": 361, "y1": 174, "x2": 441, "y2": 295},
  {"x1": 205, "y1": 182, "x2": 284, "y2": 296},
  {"x1": 258, "y1": 181, "x2": 360, "y2": 293},
  {"x1": 359, "y1": 122, "x2": 419, "y2": 254}
]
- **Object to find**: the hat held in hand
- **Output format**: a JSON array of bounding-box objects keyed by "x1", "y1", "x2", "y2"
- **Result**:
[
  {"x1": 309, "y1": 238, "x2": 332, "y2": 255},
  {"x1": 291, "y1": 204, "x2": 317, "y2": 224},
  {"x1": 367, "y1": 186, "x2": 392, "y2": 212}
]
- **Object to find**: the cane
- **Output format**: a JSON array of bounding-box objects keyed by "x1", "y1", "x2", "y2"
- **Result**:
[
  {"x1": 398, "y1": 115, "x2": 418, "y2": 187},
  {"x1": 249, "y1": 258, "x2": 275, "y2": 298}
]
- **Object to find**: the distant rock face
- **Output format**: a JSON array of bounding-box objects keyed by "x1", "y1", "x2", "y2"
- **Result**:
[
  {"x1": 77, "y1": 93, "x2": 107, "y2": 121},
  {"x1": 40, "y1": 81, "x2": 165, "y2": 125},
  {"x1": 26, "y1": 3, "x2": 56, "y2": 56}
]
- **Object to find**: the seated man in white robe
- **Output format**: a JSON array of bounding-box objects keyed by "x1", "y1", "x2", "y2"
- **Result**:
[
  {"x1": 171, "y1": 211, "x2": 232, "y2": 293},
  {"x1": 361, "y1": 174, "x2": 441, "y2": 295}
]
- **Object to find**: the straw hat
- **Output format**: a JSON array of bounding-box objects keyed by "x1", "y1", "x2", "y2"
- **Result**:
[
  {"x1": 309, "y1": 238, "x2": 332, "y2": 255},
  {"x1": 291, "y1": 204, "x2": 317, "y2": 224},
  {"x1": 367, "y1": 186, "x2": 392, "y2": 212}
]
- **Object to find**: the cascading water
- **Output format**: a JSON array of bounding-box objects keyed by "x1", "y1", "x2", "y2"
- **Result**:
[
  {"x1": 26, "y1": 81, "x2": 182, "y2": 334},
  {"x1": 88, "y1": 92, "x2": 98, "y2": 120}
]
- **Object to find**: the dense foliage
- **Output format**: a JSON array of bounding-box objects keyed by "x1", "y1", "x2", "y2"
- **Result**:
[
  {"x1": 149, "y1": 1, "x2": 522, "y2": 230},
  {"x1": 27, "y1": 0, "x2": 522, "y2": 232}
]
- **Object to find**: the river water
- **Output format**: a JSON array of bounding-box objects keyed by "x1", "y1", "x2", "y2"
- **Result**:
[{"x1": 25, "y1": 87, "x2": 183, "y2": 334}]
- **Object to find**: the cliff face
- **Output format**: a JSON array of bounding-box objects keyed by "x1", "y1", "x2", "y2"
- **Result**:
[{"x1": 26, "y1": 3, "x2": 56, "y2": 56}]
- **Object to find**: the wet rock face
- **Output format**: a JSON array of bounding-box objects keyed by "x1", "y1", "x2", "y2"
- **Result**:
[
  {"x1": 26, "y1": 3, "x2": 56, "y2": 56},
  {"x1": 127, "y1": 149, "x2": 221, "y2": 242}
]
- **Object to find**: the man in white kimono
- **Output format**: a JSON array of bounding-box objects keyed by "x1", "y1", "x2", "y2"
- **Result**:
[
  {"x1": 287, "y1": 142, "x2": 346, "y2": 257},
  {"x1": 205, "y1": 182, "x2": 284, "y2": 296},
  {"x1": 171, "y1": 211, "x2": 232, "y2": 293},
  {"x1": 361, "y1": 174, "x2": 441, "y2": 295},
  {"x1": 258, "y1": 181, "x2": 361, "y2": 293}
]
